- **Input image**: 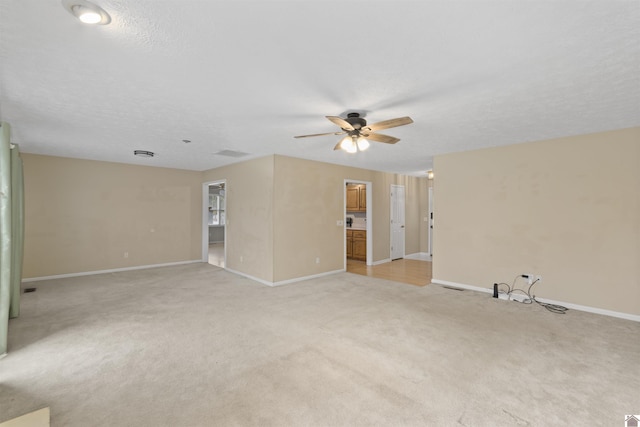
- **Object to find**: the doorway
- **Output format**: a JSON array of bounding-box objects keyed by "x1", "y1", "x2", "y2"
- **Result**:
[
  {"x1": 202, "y1": 180, "x2": 226, "y2": 268},
  {"x1": 344, "y1": 179, "x2": 372, "y2": 270},
  {"x1": 390, "y1": 184, "x2": 405, "y2": 260}
]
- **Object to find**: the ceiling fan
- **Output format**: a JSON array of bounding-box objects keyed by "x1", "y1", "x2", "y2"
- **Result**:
[{"x1": 294, "y1": 112, "x2": 414, "y2": 153}]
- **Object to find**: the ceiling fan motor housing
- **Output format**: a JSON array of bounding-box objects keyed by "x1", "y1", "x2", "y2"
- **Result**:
[{"x1": 345, "y1": 112, "x2": 366, "y2": 130}]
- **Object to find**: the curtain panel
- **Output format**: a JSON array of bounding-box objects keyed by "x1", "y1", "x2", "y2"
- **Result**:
[{"x1": 1, "y1": 121, "x2": 24, "y2": 357}]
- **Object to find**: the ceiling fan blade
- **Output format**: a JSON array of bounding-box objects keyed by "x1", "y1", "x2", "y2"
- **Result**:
[
  {"x1": 326, "y1": 116, "x2": 354, "y2": 131},
  {"x1": 363, "y1": 132, "x2": 400, "y2": 144},
  {"x1": 333, "y1": 142, "x2": 343, "y2": 150},
  {"x1": 294, "y1": 131, "x2": 345, "y2": 139},
  {"x1": 365, "y1": 116, "x2": 413, "y2": 132}
]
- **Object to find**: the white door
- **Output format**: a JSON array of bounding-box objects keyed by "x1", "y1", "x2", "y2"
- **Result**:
[
  {"x1": 390, "y1": 184, "x2": 405, "y2": 260},
  {"x1": 428, "y1": 187, "x2": 433, "y2": 256}
]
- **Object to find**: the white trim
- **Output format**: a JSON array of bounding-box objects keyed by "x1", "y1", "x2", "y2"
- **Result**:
[
  {"x1": 390, "y1": 184, "x2": 405, "y2": 260},
  {"x1": 21, "y1": 260, "x2": 202, "y2": 282},
  {"x1": 427, "y1": 186, "x2": 433, "y2": 256},
  {"x1": 224, "y1": 268, "x2": 274, "y2": 286},
  {"x1": 202, "y1": 180, "x2": 226, "y2": 264},
  {"x1": 372, "y1": 258, "x2": 391, "y2": 265},
  {"x1": 431, "y1": 279, "x2": 491, "y2": 294},
  {"x1": 431, "y1": 279, "x2": 640, "y2": 322},
  {"x1": 533, "y1": 297, "x2": 640, "y2": 322},
  {"x1": 225, "y1": 268, "x2": 345, "y2": 287},
  {"x1": 272, "y1": 269, "x2": 345, "y2": 287},
  {"x1": 405, "y1": 252, "x2": 431, "y2": 261}
]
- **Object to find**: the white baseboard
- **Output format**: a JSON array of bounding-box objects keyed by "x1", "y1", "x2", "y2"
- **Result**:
[
  {"x1": 225, "y1": 268, "x2": 345, "y2": 287},
  {"x1": 272, "y1": 269, "x2": 345, "y2": 286},
  {"x1": 431, "y1": 279, "x2": 493, "y2": 295},
  {"x1": 21, "y1": 260, "x2": 202, "y2": 283},
  {"x1": 431, "y1": 279, "x2": 640, "y2": 322},
  {"x1": 405, "y1": 252, "x2": 432, "y2": 261},
  {"x1": 372, "y1": 258, "x2": 391, "y2": 266}
]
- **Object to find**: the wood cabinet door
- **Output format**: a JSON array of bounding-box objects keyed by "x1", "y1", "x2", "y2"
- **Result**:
[
  {"x1": 353, "y1": 238, "x2": 366, "y2": 260},
  {"x1": 346, "y1": 186, "x2": 359, "y2": 211},
  {"x1": 359, "y1": 185, "x2": 366, "y2": 210},
  {"x1": 346, "y1": 230, "x2": 353, "y2": 258}
]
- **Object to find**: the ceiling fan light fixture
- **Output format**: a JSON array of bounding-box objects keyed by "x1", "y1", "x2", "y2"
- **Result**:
[
  {"x1": 339, "y1": 136, "x2": 352, "y2": 150},
  {"x1": 62, "y1": 0, "x2": 111, "y2": 25},
  {"x1": 344, "y1": 138, "x2": 358, "y2": 154},
  {"x1": 357, "y1": 138, "x2": 370, "y2": 151}
]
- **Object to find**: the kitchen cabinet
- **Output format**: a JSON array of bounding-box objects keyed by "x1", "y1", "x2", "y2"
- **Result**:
[
  {"x1": 359, "y1": 186, "x2": 366, "y2": 210},
  {"x1": 346, "y1": 229, "x2": 366, "y2": 261},
  {"x1": 346, "y1": 184, "x2": 366, "y2": 212}
]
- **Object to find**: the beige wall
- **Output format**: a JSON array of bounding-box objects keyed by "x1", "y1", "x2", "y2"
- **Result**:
[
  {"x1": 432, "y1": 127, "x2": 640, "y2": 315},
  {"x1": 23, "y1": 154, "x2": 202, "y2": 278},
  {"x1": 203, "y1": 155, "x2": 427, "y2": 283},
  {"x1": 23, "y1": 152, "x2": 427, "y2": 284},
  {"x1": 202, "y1": 156, "x2": 275, "y2": 282}
]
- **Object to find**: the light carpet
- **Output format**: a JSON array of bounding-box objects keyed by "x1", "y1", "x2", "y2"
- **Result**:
[{"x1": 1, "y1": 263, "x2": 638, "y2": 426}]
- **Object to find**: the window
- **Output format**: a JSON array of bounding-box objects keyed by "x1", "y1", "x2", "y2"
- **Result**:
[{"x1": 209, "y1": 193, "x2": 225, "y2": 225}]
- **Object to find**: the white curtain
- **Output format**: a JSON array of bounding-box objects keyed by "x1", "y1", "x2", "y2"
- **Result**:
[{"x1": 1, "y1": 122, "x2": 24, "y2": 357}]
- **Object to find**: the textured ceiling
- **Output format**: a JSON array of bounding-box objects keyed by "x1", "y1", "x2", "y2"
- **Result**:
[{"x1": 1, "y1": 1, "x2": 639, "y2": 176}]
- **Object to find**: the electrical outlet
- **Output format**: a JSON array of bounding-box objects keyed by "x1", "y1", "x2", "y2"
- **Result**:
[
  {"x1": 315, "y1": 257, "x2": 320, "y2": 264},
  {"x1": 337, "y1": 220, "x2": 343, "y2": 226},
  {"x1": 124, "y1": 252, "x2": 128, "y2": 258}
]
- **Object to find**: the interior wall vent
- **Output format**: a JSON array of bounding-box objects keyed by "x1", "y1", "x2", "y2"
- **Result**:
[{"x1": 24, "y1": 287, "x2": 37, "y2": 293}]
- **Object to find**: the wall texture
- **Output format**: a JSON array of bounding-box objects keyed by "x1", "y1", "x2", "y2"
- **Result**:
[
  {"x1": 432, "y1": 127, "x2": 640, "y2": 315},
  {"x1": 202, "y1": 156, "x2": 275, "y2": 282},
  {"x1": 22, "y1": 154, "x2": 202, "y2": 278}
]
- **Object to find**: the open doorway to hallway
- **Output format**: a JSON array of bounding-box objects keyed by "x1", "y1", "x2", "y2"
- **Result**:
[{"x1": 204, "y1": 181, "x2": 226, "y2": 268}]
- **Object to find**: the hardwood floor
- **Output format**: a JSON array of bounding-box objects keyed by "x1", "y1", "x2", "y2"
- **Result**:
[
  {"x1": 346, "y1": 258, "x2": 432, "y2": 287},
  {"x1": 210, "y1": 242, "x2": 430, "y2": 287}
]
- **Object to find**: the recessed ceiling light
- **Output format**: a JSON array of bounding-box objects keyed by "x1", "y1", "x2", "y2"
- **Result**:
[
  {"x1": 62, "y1": 0, "x2": 111, "y2": 25},
  {"x1": 134, "y1": 150, "x2": 154, "y2": 158}
]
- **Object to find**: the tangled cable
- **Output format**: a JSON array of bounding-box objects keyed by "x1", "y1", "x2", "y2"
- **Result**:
[{"x1": 495, "y1": 275, "x2": 568, "y2": 314}]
